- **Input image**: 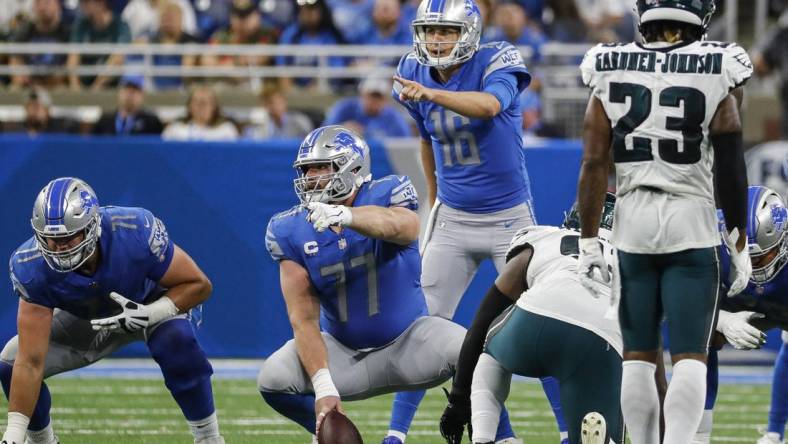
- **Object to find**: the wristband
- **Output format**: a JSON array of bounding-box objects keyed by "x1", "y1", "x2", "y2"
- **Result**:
[
  {"x1": 311, "y1": 368, "x2": 339, "y2": 401},
  {"x1": 147, "y1": 296, "x2": 179, "y2": 325}
]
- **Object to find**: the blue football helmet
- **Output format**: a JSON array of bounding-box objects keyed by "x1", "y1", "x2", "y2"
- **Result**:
[
  {"x1": 31, "y1": 177, "x2": 102, "y2": 272},
  {"x1": 412, "y1": 0, "x2": 482, "y2": 70},
  {"x1": 294, "y1": 125, "x2": 372, "y2": 204},
  {"x1": 745, "y1": 185, "x2": 788, "y2": 284}
]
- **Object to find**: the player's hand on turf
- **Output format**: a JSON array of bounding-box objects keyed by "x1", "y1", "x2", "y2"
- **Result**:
[
  {"x1": 315, "y1": 396, "x2": 343, "y2": 433},
  {"x1": 90, "y1": 292, "x2": 152, "y2": 332},
  {"x1": 577, "y1": 237, "x2": 610, "y2": 298},
  {"x1": 307, "y1": 202, "x2": 353, "y2": 232},
  {"x1": 393, "y1": 76, "x2": 435, "y2": 103},
  {"x1": 717, "y1": 310, "x2": 766, "y2": 350},
  {"x1": 723, "y1": 228, "x2": 752, "y2": 296},
  {"x1": 440, "y1": 388, "x2": 472, "y2": 444}
]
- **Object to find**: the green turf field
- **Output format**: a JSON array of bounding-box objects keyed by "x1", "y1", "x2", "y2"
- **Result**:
[{"x1": 0, "y1": 378, "x2": 773, "y2": 443}]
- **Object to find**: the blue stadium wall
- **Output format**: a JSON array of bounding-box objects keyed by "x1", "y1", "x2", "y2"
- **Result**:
[{"x1": 4, "y1": 135, "x2": 770, "y2": 358}]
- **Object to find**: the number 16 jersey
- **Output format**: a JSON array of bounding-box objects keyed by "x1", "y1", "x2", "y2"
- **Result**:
[{"x1": 580, "y1": 40, "x2": 753, "y2": 253}]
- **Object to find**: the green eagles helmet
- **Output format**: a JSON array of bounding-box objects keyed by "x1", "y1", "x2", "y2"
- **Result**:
[
  {"x1": 637, "y1": 0, "x2": 716, "y2": 32},
  {"x1": 563, "y1": 192, "x2": 617, "y2": 232}
]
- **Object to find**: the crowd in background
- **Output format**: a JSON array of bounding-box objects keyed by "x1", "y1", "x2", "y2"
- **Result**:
[{"x1": 0, "y1": 0, "x2": 785, "y2": 140}]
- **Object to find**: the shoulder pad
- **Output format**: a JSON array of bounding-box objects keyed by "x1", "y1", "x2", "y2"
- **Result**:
[
  {"x1": 368, "y1": 175, "x2": 419, "y2": 210},
  {"x1": 505, "y1": 225, "x2": 558, "y2": 262},
  {"x1": 265, "y1": 206, "x2": 304, "y2": 261},
  {"x1": 580, "y1": 43, "x2": 607, "y2": 88},
  {"x1": 395, "y1": 52, "x2": 419, "y2": 78},
  {"x1": 720, "y1": 42, "x2": 753, "y2": 90},
  {"x1": 481, "y1": 41, "x2": 527, "y2": 81}
]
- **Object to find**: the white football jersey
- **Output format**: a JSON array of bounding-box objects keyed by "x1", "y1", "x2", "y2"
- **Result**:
[
  {"x1": 507, "y1": 226, "x2": 622, "y2": 355},
  {"x1": 580, "y1": 40, "x2": 753, "y2": 253}
]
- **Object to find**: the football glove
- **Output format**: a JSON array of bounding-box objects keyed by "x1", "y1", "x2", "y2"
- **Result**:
[
  {"x1": 439, "y1": 388, "x2": 472, "y2": 444},
  {"x1": 577, "y1": 237, "x2": 610, "y2": 298},
  {"x1": 90, "y1": 292, "x2": 178, "y2": 332},
  {"x1": 723, "y1": 228, "x2": 752, "y2": 297},
  {"x1": 717, "y1": 310, "x2": 766, "y2": 350},
  {"x1": 306, "y1": 202, "x2": 353, "y2": 232}
]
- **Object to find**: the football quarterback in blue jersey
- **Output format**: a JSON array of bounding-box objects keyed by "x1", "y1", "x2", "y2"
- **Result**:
[
  {"x1": 391, "y1": 1, "x2": 565, "y2": 442},
  {"x1": 0, "y1": 178, "x2": 224, "y2": 444},
  {"x1": 258, "y1": 125, "x2": 466, "y2": 443},
  {"x1": 696, "y1": 185, "x2": 788, "y2": 444}
]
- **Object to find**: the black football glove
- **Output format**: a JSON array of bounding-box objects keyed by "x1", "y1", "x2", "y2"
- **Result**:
[{"x1": 440, "y1": 387, "x2": 472, "y2": 444}]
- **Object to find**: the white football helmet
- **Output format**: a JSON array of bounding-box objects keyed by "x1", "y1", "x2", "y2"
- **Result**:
[
  {"x1": 31, "y1": 177, "x2": 102, "y2": 272},
  {"x1": 412, "y1": 0, "x2": 482, "y2": 70}
]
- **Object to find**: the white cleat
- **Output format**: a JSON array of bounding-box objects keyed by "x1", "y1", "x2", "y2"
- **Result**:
[
  {"x1": 581, "y1": 412, "x2": 606, "y2": 444},
  {"x1": 757, "y1": 432, "x2": 784, "y2": 444},
  {"x1": 494, "y1": 439, "x2": 524, "y2": 444},
  {"x1": 195, "y1": 437, "x2": 225, "y2": 444}
]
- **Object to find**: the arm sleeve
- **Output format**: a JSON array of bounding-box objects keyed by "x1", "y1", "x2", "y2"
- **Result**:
[
  {"x1": 482, "y1": 71, "x2": 520, "y2": 112},
  {"x1": 712, "y1": 132, "x2": 748, "y2": 233}
]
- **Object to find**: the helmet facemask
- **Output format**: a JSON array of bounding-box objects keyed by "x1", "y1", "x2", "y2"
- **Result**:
[
  {"x1": 294, "y1": 159, "x2": 363, "y2": 204},
  {"x1": 750, "y1": 237, "x2": 788, "y2": 284},
  {"x1": 34, "y1": 213, "x2": 101, "y2": 273}
]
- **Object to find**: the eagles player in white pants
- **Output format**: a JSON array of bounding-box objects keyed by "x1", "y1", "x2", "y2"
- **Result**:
[
  {"x1": 441, "y1": 194, "x2": 623, "y2": 444},
  {"x1": 576, "y1": 1, "x2": 753, "y2": 442}
]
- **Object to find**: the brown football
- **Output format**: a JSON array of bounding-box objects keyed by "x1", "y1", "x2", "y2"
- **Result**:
[{"x1": 317, "y1": 410, "x2": 364, "y2": 444}]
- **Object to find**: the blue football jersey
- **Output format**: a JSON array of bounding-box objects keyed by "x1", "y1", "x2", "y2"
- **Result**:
[
  {"x1": 719, "y1": 245, "x2": 788, "y2": 326},
  {"x1": 394, "y1": 42, "x2": 534, "y2": 214},
  {"x1": 9, "y1": 206, "x2": 175, "y2": 320},
  {"x1": 265, "y1": 175, "x2": 428, "y2": 350}
]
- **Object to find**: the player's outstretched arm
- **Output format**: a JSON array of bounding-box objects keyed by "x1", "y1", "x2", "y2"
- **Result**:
[
  {"x1": 157, "y1": 244, "x2": 213, "y2": 312},
  {"x1": 347, "y1": 206, "x2": 420, "y2": 246},
  {"x1": 394, "y1": 76, "x2": 502, "y2": 120},
  {"x1": 279, "y1": 260, "x2": 343, "y2": 425},
  {"x1": 2, "y1": 300, "x2": 53, "y2": 444}
]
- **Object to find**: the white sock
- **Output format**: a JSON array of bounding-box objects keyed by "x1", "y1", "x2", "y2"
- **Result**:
[
  {"x1": 26, "y1": 422, "x2": 56, "y2": 444},
  {"x1": 188, "y1": 411, "x2": 221, "y2": 441},
  {"x1": 471, "y1": 353, "x2": 511, "y2": 444},
  {"x1": 664, "y1": 359, "x2": 707, "y2": 444},
  {"x1": 386, "y1": 430, "x2": 407, "y2": 442},
  {"x1": 621, "y1": 360, "x2": 660, "y2": 444},
  {"x1": 691, "y1": 409, "x2": 713, "y2": 443}
]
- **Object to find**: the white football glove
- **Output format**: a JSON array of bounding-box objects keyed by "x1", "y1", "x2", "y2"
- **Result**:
[
  {"x1": 307, "y1": 202, "x2": 353, "y2": 233},
  {"x1": 723, "y1": 228, "x2": 752, "y2": 297},
  {"x1": 716, "y1": 310, "x2": 766, "y2": 350},
  {"x1": 577, "y1": 237, "x2": 610, "y2": 298},
  {"x1": 90, "y1": 292, "x2": 178, "y2": 332}
]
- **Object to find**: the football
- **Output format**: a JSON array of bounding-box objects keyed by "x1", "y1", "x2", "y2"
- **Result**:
[{"x1": 317, "y1": 410, "x2": 363, "y2": 444}]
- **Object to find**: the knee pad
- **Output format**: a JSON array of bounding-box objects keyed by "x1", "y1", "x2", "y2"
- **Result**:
[{"x1": 148, "y1": 319, "x2": 212, "y2": 394}]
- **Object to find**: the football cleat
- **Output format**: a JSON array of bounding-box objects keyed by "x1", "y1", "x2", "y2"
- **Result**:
[
  {"x1": 581, "y1": 412, "x2": 606, "y2": 444},
  {"x1": 757, "y1": 432, "x2": 784, "y2": 444},
  {"x1": 381, "y1": 436, "x2": 403, "y2": 444}
]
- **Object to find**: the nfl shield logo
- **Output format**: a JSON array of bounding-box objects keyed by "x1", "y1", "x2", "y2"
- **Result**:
[{"x1": 338, "y1": 238, "x2": 347, "y2": 250}]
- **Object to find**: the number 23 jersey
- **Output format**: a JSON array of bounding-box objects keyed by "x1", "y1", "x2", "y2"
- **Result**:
[{"x1": 580, "y1": 40, "x2": 753, "y2": 253}]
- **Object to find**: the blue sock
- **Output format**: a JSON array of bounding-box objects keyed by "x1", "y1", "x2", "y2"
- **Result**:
[
  {"x1": 705, "y1": 348, "x2": 719, "y2": 410},
  {"x1": 769, "y1": 342, "x2": 788, "y2": 438},
  {"x1": 388, "y1": 390, "x2": 426, "y2": 435},
  {"x1": 261, "y1": 391, "x2": 316, "y2": 433},
  {"x1": 0, "y1": 361, "x2": 52, "y2": 431},
  {"x1": 540, "y1": 377, "x2": 568, "y2": 442},
  {"x1": 148, "y1": 319, "x2": 215, "y2": 421},
  {"x1": 494, "y1": 407, "x2": 515, "y2": 441}
]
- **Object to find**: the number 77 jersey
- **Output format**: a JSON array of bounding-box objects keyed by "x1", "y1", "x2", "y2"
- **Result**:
[{"x1": 580, "y1": 40, "x2": 753, "y2": 253}]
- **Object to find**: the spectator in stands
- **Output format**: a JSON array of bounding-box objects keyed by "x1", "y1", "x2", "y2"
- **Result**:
[
  {"x1": 191, "y1": 0, "x2": 230, "y2": 41},
  {"x1": 243, "y1": 84, "x2": 314, "y2": 139},
  {"x1": 93, "y1": 75, "x2": 164, "y2": 135},
  {"x1": 327, "y1": 0, "x2": 373, "y2": 44},
  {"x1": 573, "y1": 0, "x2": 634, "y2": 43},
  {"x1": 361, "y1": 0, "x2": 409, "y2": 45},
  {"x1": 150, "y1": 0, "x2": 198, "y2": 90},
  {"x1": 4, "y1": 88, "x2": 80, "y2": 135},
  {"x1": 276, "y1": 0, "x2": 346, "y2": 89},
  {"x1": 122, "y1": 0, "x2": 198, "y2": 42},
  {"x1": 162, "y1": 85, "x2": 239, "y2": 140},
  {"x1": 8, "y1": 0, "x2": 71, "y2": 89},
  {"x1": 754, "y1": 10, "x2": 788, "y2": 138},
  {"x1": 484, "y1": 1, "x2": 547, "y2": 62},
  {"x1": 323, "y1": 77, "x2": 411, "y2": 138},
  {"x1": 67, "y1": 0, "x2": 131, "y2": 90},
  {"x1": 0, "y1": 0, "x2": 31, "y2": 40},
  {"x1": 202, "y1": 0, "x2": 278, "y2": 78}
]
